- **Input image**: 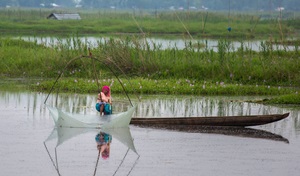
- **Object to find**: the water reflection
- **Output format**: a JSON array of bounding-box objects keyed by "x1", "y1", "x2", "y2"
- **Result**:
[
  {"x1": 135, "y1": 95, "x2": 291, "y2": 117},
  {"x1": 0, "y1": 91, "x2": 299, "y2": 133},
  {"x1": 95, "y1": 131, "x2": 112, "y2": 160},
  {"x1": 44, "y1": 127, "x2": 139, "y2": 176},
  {"x1": 135, "y1": 124, "x2": 289, "y2": 143}
]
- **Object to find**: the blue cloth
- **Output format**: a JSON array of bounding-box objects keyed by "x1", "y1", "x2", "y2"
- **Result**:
[
  {"x1": 95, "y1": 132, "x2": 112, "y2": 144},
  {"x1": 95, "y1": 102, "x2": 104, "y2": 112},
  {"x1": 95, "y1": 102, "x2": 112, "y2": 115},
  {"x1": 104, "y1": 103, "x2": 112, "y2": 115}
]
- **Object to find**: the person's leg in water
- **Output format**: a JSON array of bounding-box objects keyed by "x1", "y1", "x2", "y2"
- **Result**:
[
  {"x1": 100, "y1": 104, "x2": 104, "y2": 115},
  {"x1": 96, "y1": 102, "x2": 105, "y2": 116}
]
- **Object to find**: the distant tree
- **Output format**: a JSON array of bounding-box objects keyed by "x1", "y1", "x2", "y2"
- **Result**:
[{"x1": 2, "y1": 0, "x2": 299, "y2": 10}]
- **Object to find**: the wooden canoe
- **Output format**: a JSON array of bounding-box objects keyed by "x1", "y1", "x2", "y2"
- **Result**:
[{"x1": 130, "y1": 113, "x2": 289, "y2": 127}]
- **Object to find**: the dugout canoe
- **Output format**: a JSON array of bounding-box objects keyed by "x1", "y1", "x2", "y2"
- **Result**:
[{"x1": 130, "y1": 113, "x2": 289, "y2": 127}]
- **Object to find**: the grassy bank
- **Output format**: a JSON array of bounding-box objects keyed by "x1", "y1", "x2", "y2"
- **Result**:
[
  {"x1": 0, "y1": 37, "x2": 300, "y2": 95},
  {"x1": 0, "y1": 8, "x2": 299, "y2": 39},
  {"x1": 1, "y1": 37, "x2": 300, "y2": 100},
  {"x1": 29, "y1": 77, "x2": 298, "y2": 96},
  {"x1": 1, "y1": 7, "x2": 300, "y2": 104},
  {"x1": 1, "y1": 37, "x2": 299, "y2": 86}
]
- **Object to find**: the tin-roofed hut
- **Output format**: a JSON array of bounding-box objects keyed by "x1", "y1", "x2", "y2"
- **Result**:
[{"x1": 47, "y1": 13, "x2": 81, "y2": 20}]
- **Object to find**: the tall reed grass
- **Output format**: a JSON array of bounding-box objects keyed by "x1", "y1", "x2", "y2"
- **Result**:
[{"x1": 1, "y1": 36, "x2": 299, "y2": 89}]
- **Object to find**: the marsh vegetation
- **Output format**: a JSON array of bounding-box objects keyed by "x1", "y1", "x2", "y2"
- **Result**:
[
  {"x1": 0, "y1": 8, "x2": 299, "y2": 38},
  {"x1": 0, "y1": 9, "x2": 299, "y2": 104}
]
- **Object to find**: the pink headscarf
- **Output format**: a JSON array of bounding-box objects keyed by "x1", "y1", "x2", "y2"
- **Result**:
[
  {"x1": 102, "y1": 86, "x2": 110, "y2": 96},
  {"x1": 101, "y1": 150, "x2": 109, "y2": 160}
]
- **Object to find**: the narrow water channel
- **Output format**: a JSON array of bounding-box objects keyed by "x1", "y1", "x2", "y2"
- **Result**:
[{"x1": 21, "y1": 36, "x2": 296, "y2": 52}]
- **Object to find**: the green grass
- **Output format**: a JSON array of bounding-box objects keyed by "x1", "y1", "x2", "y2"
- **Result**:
[
  {"x1": 0, "y1": 8, "x2": 299, "y2": 39},
  {"x1": 1, "y1": 8, "x2": 300, "y2": 105},
  {"x1": 29, "y1": 77, "x2": 297, "y2": 96},
  {"x1": 265, "y1": 93, "x2": 300, "y2": 104},
  {"x1": 1, "y1": 36, "x2": 300, "y2": 87}
]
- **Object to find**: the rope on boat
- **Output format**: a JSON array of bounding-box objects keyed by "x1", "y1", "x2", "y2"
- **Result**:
[
  {"x1": 112, "y1": 148, "x2": 130, "y2": 176},
  {"x1": 105, "y1": 57, "x2": 141, "y2": 102},
  {"x1": 43, "y1": 142, "x2": 61, "y2": 176},
  {"x1": 90, "y1": 48, "x2": 101, "y2": 94},
  {"x1": 44, "y1": 54, "x2": 83, "y2": 105},
  {"x1": 174, "y1": 11, "x2": 194, "y2": 40},
  {"x1": 113, "y1": 142, "x2": 140, "y2": 176},
  {"x1": 93, "y1": 150, "x2": 101, "y2": 176},
  {"x1": 44, "y1": 53, "x2": 138, "y2": 107},
  {"x1": 127, "y1": 154, "x2": 140, "y2": 176}
]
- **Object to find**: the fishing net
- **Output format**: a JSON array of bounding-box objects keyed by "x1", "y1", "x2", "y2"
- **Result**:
[
  {"x1": 47, "y1": 105, "x2": 136, "y2": 128},
  {"x1": 43, "y1": 53, "x2": 140, "y2": 129}
]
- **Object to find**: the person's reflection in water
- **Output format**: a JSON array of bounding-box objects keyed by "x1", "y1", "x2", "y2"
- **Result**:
[{"x1": 95, "y1": 132, "x2": 112, "y2": 160}]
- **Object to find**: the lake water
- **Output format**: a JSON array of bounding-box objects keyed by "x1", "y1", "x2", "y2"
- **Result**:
[
  {"x1": 0, "y1": 90, "x2": 299, "y2": 176},
  {"x1": 21, "y1": 36, "x2": 296, "y2": 52}
]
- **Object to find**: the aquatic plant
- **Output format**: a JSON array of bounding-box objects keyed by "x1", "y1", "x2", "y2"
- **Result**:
[
  {"x1": 31, "y1": 77, "x2": 296, "y2": 96},
  {"x1": 1, "y1": 36, "x2": 300, "y2": 87},
  {"x1": 264, "y1": 93, "x2": 300, "y2": 105}
]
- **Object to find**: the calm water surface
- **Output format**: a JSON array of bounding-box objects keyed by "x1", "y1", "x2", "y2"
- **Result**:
[
  {"x1": 21, "y1": 36, "x2": 296, "y2": 52},
  {"x1": 0, "y1": 91, "x2": 299, "y2": 176}
]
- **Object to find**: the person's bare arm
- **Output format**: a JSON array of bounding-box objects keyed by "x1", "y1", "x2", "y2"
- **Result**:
[{"x1": 100, "y1": 92, "x2": 109, "y2": 102}]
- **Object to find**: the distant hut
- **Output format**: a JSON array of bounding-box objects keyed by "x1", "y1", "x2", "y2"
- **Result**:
[{"x1": 47, "y1": 13, "x2": 81, "y2": 20}]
